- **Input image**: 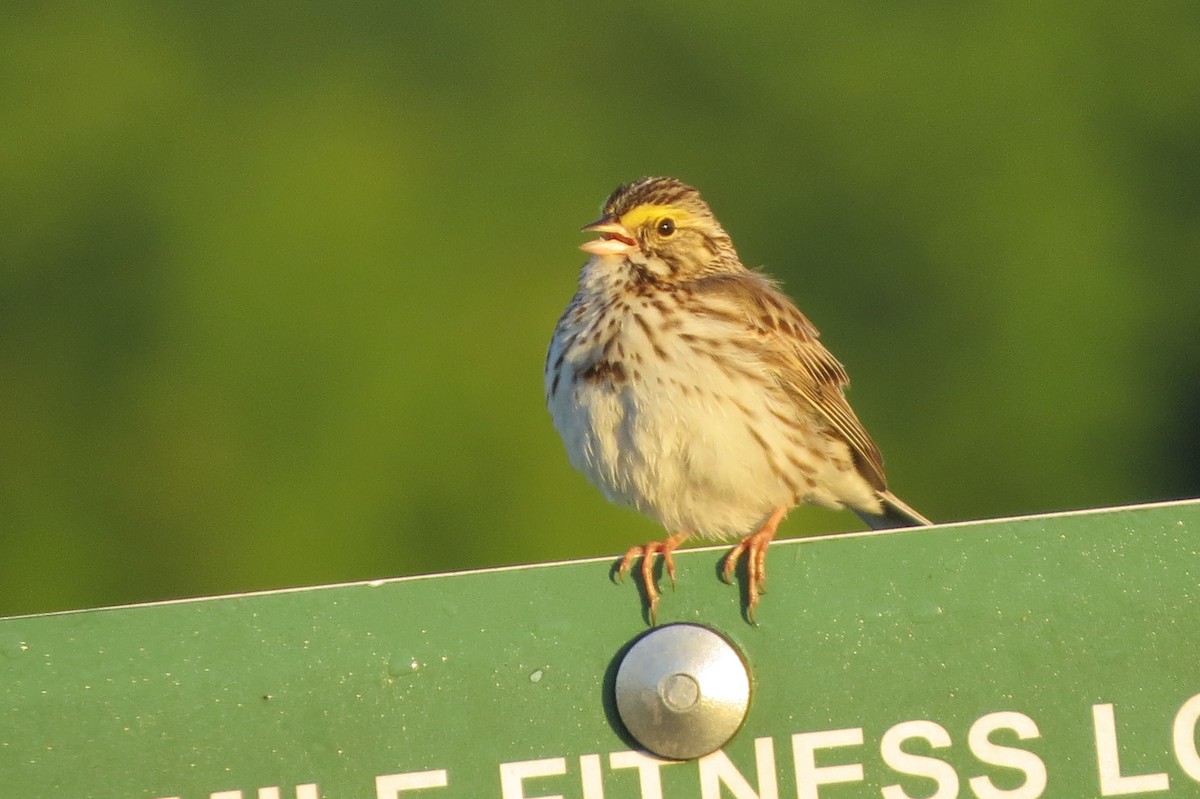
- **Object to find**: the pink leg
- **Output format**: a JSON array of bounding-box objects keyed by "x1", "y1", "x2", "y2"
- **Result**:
[
  {"x1": 617, "y1": 531, "x2": 690, "y2": 624},
  {"x1": 722, "y1": 506, "x2": 787, "y2": 622}
]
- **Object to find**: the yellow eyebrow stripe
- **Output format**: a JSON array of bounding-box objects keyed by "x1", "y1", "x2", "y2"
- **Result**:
[{"x1": 619, "y1": 204, "x2": 695, "y2": 231}]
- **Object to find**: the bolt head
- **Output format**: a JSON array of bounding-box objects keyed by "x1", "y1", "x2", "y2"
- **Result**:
[{"x1": 614, "y1": 623, "x2": 752, "y2": 760}]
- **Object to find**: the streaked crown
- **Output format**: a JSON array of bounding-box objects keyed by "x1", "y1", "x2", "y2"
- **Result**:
[{"x1": 600, "y1": 177, "x2": 709, "y2": 219}]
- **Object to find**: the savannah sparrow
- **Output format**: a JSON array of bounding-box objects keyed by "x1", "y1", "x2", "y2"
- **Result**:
[{"x1": 545, "y1": 177, "x2": 930, "y2": 622}]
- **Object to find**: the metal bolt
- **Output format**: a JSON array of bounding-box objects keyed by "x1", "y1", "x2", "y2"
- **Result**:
[{"x1": 614, "y1": 623, "x2": 751, "y2": 760}]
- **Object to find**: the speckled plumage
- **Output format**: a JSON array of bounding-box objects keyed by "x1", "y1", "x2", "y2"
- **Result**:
[{"x1": 545, "y1": 177, "x2": 929, "y2": 621}]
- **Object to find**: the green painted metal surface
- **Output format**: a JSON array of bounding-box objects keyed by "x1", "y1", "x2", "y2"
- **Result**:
[{"x1": 3, "y1": 500, "x2": 1200, "y2": 798}]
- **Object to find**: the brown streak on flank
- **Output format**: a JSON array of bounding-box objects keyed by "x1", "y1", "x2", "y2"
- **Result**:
[
  {"x1": 550, "y1": 372, "x2": 561, "y2": 396},
  {"x1": 747, "y1": 423, "x2": 801, "y2": 499},
  {"x1": 705, "y1": 335, "x2": 729, "y2": 350},
  {"x1": 717, "y1": 357, "x2": 755, "y2": 382},
  {"x1": 727, "y1": 336, "x2": 761, "y2": 353},
  {"x1": 732, "y1": 398, "x2": 758, "y2": 421},
  {"x1": 681, "y1": 333, "x2": 721, "y2": 350},
  {"x1": 745, "y1": 424, "x2": 769, "y2": 454},
  {"x1": 767, "y1": 406, "x2": 800, "y2": 430},
  {"x1": 818, "y1": 431, "x2": 860, "y2": 467},
  {"x1": 579, "y1": 360, "x2": 627, "y2": 385},
  {"x1": 694, "y1": 304, "x2": 745, "y2": 326},
  {"x1": 786, "y1": 452, "x2": 818, "y2": 477},
  {"x1": 778, "y1": 468, "x2": 803, "y2": 502}
]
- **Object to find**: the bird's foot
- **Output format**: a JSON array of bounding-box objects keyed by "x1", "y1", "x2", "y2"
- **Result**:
[
  {"x1": 617, "y1": 531, "x2": 689, "y2": 624},
  {"x1": 722, "y1": 507, "x2": 787, "y2": 623}
]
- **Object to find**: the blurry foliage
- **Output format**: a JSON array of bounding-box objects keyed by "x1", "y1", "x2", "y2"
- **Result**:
[{"x1": 1, "y1": 1, "x2": 1198, "y2": 615}]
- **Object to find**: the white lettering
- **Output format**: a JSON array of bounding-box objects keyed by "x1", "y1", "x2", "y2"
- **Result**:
[
  {"x1": 499, "y1": 758, "x2": 567, "y2": 799},
  {"x1": 1092, "y1": 703, "x2": 1169, "y2": 795},
  {"x1": 205, "y1": 785, "x2": 320, "y2": 799},
  {"x1": 880, "y1": 720, "x2": 958, "y2": 799},
  {"x1": 255, "y1": 788, "x2": 318, "y2": 799},
  {"x1": 375, "y1": 769, "x2": 450, "y2": 798},
  {"x1": 792, "y1": 727, "x2": 864, "y2": 799},
  {"x1": 610, "y1": 750, "x2": 673, "y2": 799},
  {"x1": 580, "y1": 754, "x2": 605, "y2": 799},
  {"x1": 698, "y1": 738, "x2": 779, "y2": 799},
  {"x1": 1174, "y1": 692, "x2": 1200, "y2": 781},
  {"x1": 968, "y1": 711, "x2": 1047, "y2": 799}
]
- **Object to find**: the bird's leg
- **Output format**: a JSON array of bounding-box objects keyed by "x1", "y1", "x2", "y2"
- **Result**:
[
  {"x1": 617, "y1": 531, "x2": 690, "y2": 624},
  {"x1": 722, "y1": 506, "x2": 788, "y2": 621}
]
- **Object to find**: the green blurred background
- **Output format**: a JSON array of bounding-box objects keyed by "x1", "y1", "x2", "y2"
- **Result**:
[{"x1": 2, "y1": 2, "x2": 1198, "y2": 616}]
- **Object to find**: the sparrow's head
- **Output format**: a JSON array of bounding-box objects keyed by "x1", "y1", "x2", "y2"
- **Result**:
[{"x1": 580, "y1": 177, "x2": 738, "y2": 279}]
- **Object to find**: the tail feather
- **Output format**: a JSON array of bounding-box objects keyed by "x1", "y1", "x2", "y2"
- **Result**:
[{"x1": 856, "y1": 490, "x2": 933, "y2": 530}]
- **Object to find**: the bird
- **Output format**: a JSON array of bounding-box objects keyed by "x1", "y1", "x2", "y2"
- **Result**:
[{"x1": 544, "y1": 176, "x2": 931, "y2": 622}]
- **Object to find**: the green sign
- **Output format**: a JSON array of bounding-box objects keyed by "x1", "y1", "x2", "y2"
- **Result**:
[{"x1": 3, "y1": 500, "x2": 1199, "y2": 798}]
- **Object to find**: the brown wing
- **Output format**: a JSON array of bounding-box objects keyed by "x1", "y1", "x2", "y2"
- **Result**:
[{"x1": 690, "y1": 271, "x2": 888, "y2": 491}]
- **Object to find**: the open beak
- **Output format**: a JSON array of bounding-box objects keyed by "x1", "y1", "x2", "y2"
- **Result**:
[{"x1": 580, "y1": 216, "x2": 637, "y2": 256}]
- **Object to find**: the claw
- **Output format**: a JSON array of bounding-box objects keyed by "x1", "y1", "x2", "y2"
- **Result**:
[
  {"x1": 723, "y1": 507, "x2": 787, "y2": 621},
  {"x1": 616, "y1": 548, "x2": 638, "y2": 584},
  {"x1": 615, "y1": 532, "x2": 689, "y2": 625}
]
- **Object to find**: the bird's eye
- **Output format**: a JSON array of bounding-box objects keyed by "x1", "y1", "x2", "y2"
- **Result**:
[{"x1": 656, "y1": 218, "x2": 676, "y2": 237}]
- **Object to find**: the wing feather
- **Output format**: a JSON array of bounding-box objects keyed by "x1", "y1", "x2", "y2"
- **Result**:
[{"x1": 690, "y1": 272, "x2": 888, "y2": 491}]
